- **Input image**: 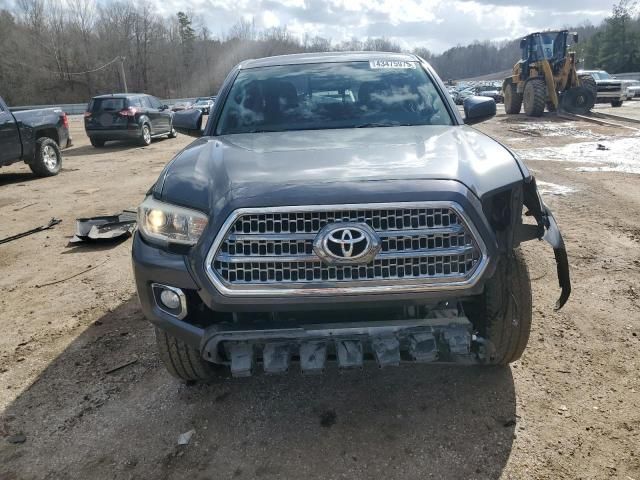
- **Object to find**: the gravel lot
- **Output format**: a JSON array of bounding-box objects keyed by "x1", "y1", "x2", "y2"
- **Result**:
[{"x1": 1, "y1": 103, "x2": 639, "y2": 480}]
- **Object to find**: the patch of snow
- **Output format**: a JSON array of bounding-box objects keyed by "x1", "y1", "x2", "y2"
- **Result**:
[
  {"x1": 536, "y1": 181, "x2": 576, "y2": 196},
  {"x1": 517, "y1": 136, "x2": 640, "y2": 174},
  {"x1": 510, "y1": 122, "x2": 598, "y2": 138}
]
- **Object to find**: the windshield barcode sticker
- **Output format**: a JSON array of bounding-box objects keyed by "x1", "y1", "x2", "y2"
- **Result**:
[{"x1": 369, "y1": 60, "x2": 417, "y2": 69}]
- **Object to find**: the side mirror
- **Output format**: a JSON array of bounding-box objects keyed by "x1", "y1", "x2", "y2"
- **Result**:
[
  {"x1": 173, "y1": 109, "x2": 203, "y2": 137},
  {"x1": 573, "y1": 33, "x2": 579, "y2": 44},
  {"x1": 161, "y1": 104, "x2": 169, "y2": 110},
  {"x1": 463, "y1": 96, "x2": 496, "y2": 125}
]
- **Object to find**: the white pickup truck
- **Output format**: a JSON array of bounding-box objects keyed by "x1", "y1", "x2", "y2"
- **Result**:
[{"x1": 578, "y1": 70, "x2": 625, "y2": 107}]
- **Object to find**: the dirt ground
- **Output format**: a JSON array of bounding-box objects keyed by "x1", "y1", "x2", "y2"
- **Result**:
[{"x1": 0, "y1": 103, "x2": 639, "y2": 480}]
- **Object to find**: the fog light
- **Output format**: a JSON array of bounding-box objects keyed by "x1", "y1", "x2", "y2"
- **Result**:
[
  {"x1": 151, "y1": 283, "x2": 187, "y2": 319},
  {"x1": 160, "y1": 289, "x2": 181, "y2": 310}
]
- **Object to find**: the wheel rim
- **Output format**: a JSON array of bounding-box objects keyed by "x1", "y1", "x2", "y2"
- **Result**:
[
  {"x1": 42, "y1": 145, "x2": 58, "y2": 170},
  {"x1": 143, "y1": 126, "x2": 151, "y2": 144}
]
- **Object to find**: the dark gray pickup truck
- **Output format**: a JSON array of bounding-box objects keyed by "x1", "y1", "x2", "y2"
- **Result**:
[
  {"x1": 0, "y1": 96, "x2": 72, "y2": 176},
  {"x1": 132, "y1": 52, "x2": 571, "y2": 382}
]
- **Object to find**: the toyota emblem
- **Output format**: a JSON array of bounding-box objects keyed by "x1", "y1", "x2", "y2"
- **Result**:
[{"x1": 313, "y1": 223, "x2": 381, "y2": 264}]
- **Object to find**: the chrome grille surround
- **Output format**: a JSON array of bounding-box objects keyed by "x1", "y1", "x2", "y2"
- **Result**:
[{"x1": 204, "y1": 202, "x2": 489, "y2": 297}]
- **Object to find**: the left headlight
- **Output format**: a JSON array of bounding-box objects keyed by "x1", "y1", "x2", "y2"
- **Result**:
[{"x1": 138, "y1": 196, "x2": 208, "y2": 246}]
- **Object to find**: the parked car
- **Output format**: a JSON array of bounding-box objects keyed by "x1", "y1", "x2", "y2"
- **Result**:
[
  {"x1": 577, "y1": 70, "x2": 625, "y2": 107},
  {"x1": 475, "y1": 85, "x2": 504, "y2": 103},
  {"x1": 134, "y1": 52, "x2": 570, "y2": 381},
  {"x1": 455, "y1": 87, "x2": 475, "y2": 105},
  {"x1": 84, "y1": 93, "x2": 176, "y2": 147},
  {"x1": 627, "y1": 80, "x2": 640, "y2": 98},
  {"x1": 0, "y1": 95, "x2": 72, "y2": 176},
  {"x1": 171, "y1": 102, "x2": 193, "y2": 112},
  {"x1": 193, "y1": 98, "x2": 214, "y2": 115},
  {"x1": 621, "y1": 79, "x2": 640, "y2": 100}
]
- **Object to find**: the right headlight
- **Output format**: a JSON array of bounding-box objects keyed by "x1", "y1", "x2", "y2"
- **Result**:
[{"x1": 138, "y1": 196, "x2": 208, "y2": 246}]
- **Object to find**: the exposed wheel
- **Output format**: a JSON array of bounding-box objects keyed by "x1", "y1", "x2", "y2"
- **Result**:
[
  {"x1": 139, "y1": 123, "x2": 152, "y2": 146},
  {"x1": 29, "y1": 137, "x2": 61, "y2": 177},
  {"x1": 465, "y1": 249, "x2": 532, "y2": 364},
  {"x1": 579, "y1": 75, "x2": 598, "y2": 103},
  {"x1": 168, "y1": 126, "x2": 177, "y2": 138},
  {"x1": 503, "y1": 79, "x2": 522, "y2": 114},
  {"x1": 155, "y1": 328, "x2": 225, "y2": 382},
  {"x1": 611, "y1": 99, "x2": 623, "y2": 107},
  {"x1": 560, "y1": 87, "x2": 594, "y2": 115},
  {"x1": 523, "y1": 79, "x2": 547, "y2": 117},
  {"x1": 90, "y1": 138, "x2": 105, "y2": 148}
]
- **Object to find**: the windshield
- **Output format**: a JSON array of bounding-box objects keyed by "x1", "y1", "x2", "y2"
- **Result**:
[
  {"x1": 90, "y1": 98, "x2": 125, "y2": 112},
  {"x1": 216, "y1": 60, "x2": 452, "y2": 135},
  {"x1": 590, "y1": 72, "x2": 611, "y2": 80}
]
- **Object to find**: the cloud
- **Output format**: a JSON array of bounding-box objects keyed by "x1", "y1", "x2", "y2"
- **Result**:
[{"x1": 3, "y1": 0, "x2": 619, "y2": 53}]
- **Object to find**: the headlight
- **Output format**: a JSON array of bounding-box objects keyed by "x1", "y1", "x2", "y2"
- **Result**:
[{"x1": 138, "y1": 196, "x2": 208, "y2": 246}]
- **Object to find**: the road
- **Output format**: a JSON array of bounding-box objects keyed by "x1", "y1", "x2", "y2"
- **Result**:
[{"x1": 1, "y1": 104, "x2": 639, "y2": 479}]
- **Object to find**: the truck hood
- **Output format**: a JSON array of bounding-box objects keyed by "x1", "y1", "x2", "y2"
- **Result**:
[{"x1": 159, "y1": 125, "x2": 524, "y2": 212}]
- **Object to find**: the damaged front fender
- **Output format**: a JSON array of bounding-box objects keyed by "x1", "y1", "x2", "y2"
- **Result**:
[{"x1": 516, "y1": 177, "x2": 571, "y2": 310}]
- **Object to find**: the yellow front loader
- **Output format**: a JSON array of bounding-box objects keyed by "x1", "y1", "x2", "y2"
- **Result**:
[{"x1": 503, "y1": 31, "x2": 597, "y2": 116}]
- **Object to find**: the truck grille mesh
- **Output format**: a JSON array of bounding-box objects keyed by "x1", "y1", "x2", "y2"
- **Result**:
[{"x1": 210, "y1": 205, "x2": 483, "y2": 290}]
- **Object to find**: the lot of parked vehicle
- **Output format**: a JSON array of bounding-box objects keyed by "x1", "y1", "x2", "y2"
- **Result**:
[{"x1": 0, "y1": 94, "x2": 639, "y2": 480}]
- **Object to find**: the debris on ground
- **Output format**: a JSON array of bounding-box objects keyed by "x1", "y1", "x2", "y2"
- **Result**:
[
  {"x1": 177, "y1": 429, "x2": 195, "y2": 446},
  {"x1": 104, "y1": 358, "x2": 138, "y2": 375},
  {"x1": 35, "y1": 258, "x2": 110, "y2": 288},
  {"x1": 597, "y1": 143, "x2": 610, "y2": 151},
  {"x1": 0, "y1": 218, "x2": 61, "y2": 245},
  {"x1": 70, "y1": 210, "x2": 136, "y2": 244},
  {"x1": 320, "y1": 410, "x2": 337, "y2": 428},
  {"x1": 6, "y1": 433, "x2": 27, "y2": 444},
  {"x1": 503, "y1": 418, "x2": 517, "y2": 427}
]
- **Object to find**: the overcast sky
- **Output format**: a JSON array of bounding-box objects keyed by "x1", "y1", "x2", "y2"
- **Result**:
[{"x1": 0, "y1": 0, "x2": 619, "y2": 53}]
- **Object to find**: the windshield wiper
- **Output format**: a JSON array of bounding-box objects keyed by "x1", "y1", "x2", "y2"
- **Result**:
[{"x1": 354, "y1": 122, "x2": 414, "y2": 129}]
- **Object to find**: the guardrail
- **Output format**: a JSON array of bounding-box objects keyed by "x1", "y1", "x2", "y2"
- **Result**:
[{"x1": 10, "y1": 97, "x2": 198, "y2": 115}]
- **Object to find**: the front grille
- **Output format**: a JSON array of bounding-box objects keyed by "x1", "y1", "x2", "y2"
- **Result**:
[
  {"x1": 207, "y1": 203, "x2": 486, "y2": 295},
  {"x1": 598, "y1": 84, "x2": 621, "y2": 93}
]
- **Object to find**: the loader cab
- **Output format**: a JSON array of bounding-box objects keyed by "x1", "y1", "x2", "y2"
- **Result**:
[
  {"x1": 518, "y1": 31, "x2": 576, "y2": 79},
  {"x1": 520, "y1": 31, "x2": 567, "y2": 62}
]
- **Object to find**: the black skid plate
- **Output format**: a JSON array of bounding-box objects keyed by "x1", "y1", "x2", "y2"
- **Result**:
[{"x1": 201, "y1": 313, "x2": 479, "y2": 377}]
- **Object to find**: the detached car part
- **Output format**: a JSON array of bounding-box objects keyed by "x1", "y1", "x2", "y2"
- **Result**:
[{"x1": 70, "y1": 210, "x2": 136, "y2": 243}]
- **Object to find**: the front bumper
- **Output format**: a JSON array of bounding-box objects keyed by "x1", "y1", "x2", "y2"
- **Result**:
[
  {"x1": 595, "y1": 91, "x2": 624, "y2": 101},
  {"x1": 133, "y1": 177, "x2": 571, "y2": 362}
]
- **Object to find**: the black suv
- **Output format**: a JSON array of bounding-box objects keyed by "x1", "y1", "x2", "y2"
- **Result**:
[{"x1": 84, "y1": 94, "x2": 176, "y2": 147}]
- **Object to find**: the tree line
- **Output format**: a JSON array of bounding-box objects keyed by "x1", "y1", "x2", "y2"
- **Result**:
[{"x1": 0, "y1": 0, "x2": 637, "y2": 106}]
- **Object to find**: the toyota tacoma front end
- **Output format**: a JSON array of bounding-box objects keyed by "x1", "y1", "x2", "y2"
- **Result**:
[{"x1": 132, "y1": 52, "x2": 570, "y2": 381}]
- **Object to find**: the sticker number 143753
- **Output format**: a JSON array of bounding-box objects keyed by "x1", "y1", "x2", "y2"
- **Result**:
[{"x1": 369, "y1": 60, "x2": 417, "y2": 69}]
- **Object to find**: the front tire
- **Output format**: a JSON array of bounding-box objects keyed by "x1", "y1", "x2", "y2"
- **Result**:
[
  {"x1": 29, "y1": 137, "x2": 61, "y2": 177},
  {"x1": 467, "y1": 249, "x2": 532, "y2": 364},
  {"x1": 523, "y1": 79, "x2": 547, "y2": 117},
  {"x1": 579, "y1": 75, "x2": 598, "y2": 104},
  {"x1": 503, "y1": 79, "x2": 523, "y2": 114},
  {"x1": 155, "y1": 328, "x2": 225, "y2": 382},
  {"x1": 611, "y1": 99, "x2": 623, "y2": 107},
  {"x1": 90, "y1": 138, "x2": 105, "y2": 148}
]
